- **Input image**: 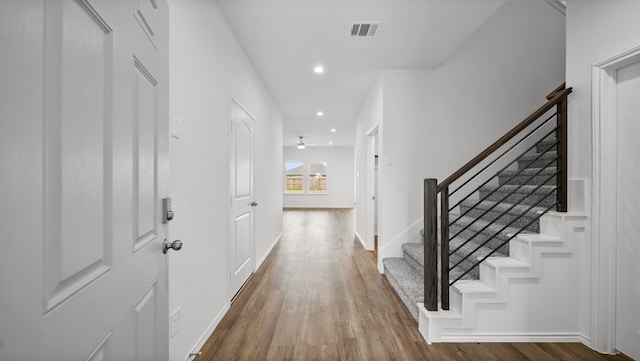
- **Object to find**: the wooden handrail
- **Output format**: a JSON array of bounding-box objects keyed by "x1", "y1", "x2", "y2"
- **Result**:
[
  {"x1": 546, "y1": 82, "x2": 566, "y2": 100},
  {"x1": 437, "y1": 87, "x2": 572, "y2": 192}
]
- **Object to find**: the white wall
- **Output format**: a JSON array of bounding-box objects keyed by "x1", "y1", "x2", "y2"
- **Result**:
[
  {"x1": 283, "y1": 146, "x2": 355, "y2": 208},
  {"x1": 565, "y1": 0, "x2": 640, "y2": 349},
  {"x1": 377, "y1": 70, "x2": 437, "y2": 263},
  {"x1": 566, "y1": 1, "x2": 640, "y2": 186},
  {"x1": 431, "y1": 1, "x2": 566, "y2": 176},
  {"x1": 356, "y1": 1, "x2": 566, "y2": 267},
  {"x1": 168, "y1": 1, "x2": 283, "y2": 360}
]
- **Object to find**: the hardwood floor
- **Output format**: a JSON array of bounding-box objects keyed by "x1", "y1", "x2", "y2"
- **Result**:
[{"x1": 197, "y1": 208, "x2": 627, "y2": 361}]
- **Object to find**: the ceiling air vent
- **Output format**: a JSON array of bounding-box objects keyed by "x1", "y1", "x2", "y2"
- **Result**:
[{"x1": 350, "y1": 22, "x2": 381, "y2": 38}]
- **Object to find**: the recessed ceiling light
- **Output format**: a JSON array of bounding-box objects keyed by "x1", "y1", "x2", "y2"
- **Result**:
[
  {"x1": 331, "y1": 128, "x2": 336, "y2": 132},
  {"x1": 317, "y1": 111, "x2": 323, "y2": 117},
  {"x1": 329, "y1": 141, "x2": 333, "y2": 145},
  {"x1": 314, "y1": 65, "x2": 324, "y2": 74}
]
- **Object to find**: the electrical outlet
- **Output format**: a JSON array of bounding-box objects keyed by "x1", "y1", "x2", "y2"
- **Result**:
[{"x1": 170, "y1": 307, "x2": 181, "y2": 337}]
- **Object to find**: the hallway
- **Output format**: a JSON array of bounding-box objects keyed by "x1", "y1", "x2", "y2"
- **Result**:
[{"x1": 197, "y1": 209, "x2": 627, "y2": 361}]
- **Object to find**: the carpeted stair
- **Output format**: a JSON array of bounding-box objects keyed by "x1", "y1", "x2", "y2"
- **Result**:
[{"x1": 383, "y1": 137, "x2": 558, "y2": 320}]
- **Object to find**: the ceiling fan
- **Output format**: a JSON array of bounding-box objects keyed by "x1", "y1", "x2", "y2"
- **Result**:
[
  {"x1": 296, "y1": 136, "x2": 318, "y2": 149},
  {"x1": 297, "y1": 136, "x2": 306, "y2": 149}
]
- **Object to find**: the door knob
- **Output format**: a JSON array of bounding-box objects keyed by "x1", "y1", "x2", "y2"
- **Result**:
[
  {"x1": 163, "y1": 239, "x2": 183, "y2": 254},
  {"x1": 250, "y1": 201, "x2": 258, "y2": 207}
]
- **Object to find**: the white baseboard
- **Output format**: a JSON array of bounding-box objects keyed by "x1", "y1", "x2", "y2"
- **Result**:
[
  {"x1": 256, "y1": 232, "x2": 282, "y2": 270},
  {"x1": 439, "y1": 332, "x2": 590, "y2": 344},
  {"x1": 185, "y1": 302, "x2": 230, "y2": 361},
  {"x1": 282, "y1": 206, "x2": 355, "y2": 209},
  {"x1": 355, "y1": 231, "x2": 366, "y2": 249}
]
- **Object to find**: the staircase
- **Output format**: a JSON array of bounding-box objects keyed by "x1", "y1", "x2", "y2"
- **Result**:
[
  {"x1": 382, "y1": 137, "x2": 558, "y2": 321},
  {"x1": 382, "y1": 85, "x2": 587, "y2": 342},
  {"x1": 417, "y1": 208, "x2": 586, "y2": 342}
]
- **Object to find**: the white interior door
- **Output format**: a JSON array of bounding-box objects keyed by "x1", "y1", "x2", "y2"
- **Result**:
[
  {"x1": 228, "y1": 99, "x2": 256, "y2": 299},
  {"x1": 615, "y1": 59, "x2": 640, "y2": 360},
  {"x1": 366, "y1": 127, "x2": 379, "y2": 253},
  {"x1": 0, "y1": 0, "x2": 169, "y2": 360},
  {"x1": 374, "y1": 134, "x2": 379, "y2": 237}
]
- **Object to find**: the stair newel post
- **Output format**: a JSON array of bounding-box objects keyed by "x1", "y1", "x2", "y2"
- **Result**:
[
  {"x1": 440, "y1": 186, "x2": 450, "y2": 310},
  {"x1": 424, "y1": 178, "x2": 439, "y2": 311},
  {"x1": 556, "y1": 94, "x2": 568, "y2": 212}
]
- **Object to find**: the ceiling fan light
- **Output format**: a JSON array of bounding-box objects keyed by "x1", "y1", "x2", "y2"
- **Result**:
[{"x1": 297, "y1": 143, "x2": 306, "y2": 150}]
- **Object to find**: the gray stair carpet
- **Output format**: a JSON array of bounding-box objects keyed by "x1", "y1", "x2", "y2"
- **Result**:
[{"x1": 383, "y1": 139, "x2": 557, "y2": 320}]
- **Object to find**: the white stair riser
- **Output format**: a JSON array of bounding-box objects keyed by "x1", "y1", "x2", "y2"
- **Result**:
[{"x1": 420, "y1": 212, "x2": 586, "y2": 343}]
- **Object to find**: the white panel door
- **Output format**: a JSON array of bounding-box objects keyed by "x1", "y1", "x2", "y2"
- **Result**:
[
  {"x1": 228, "y1": 99, "x2": 256, "y2": 299},
  {"x1": 366, "y1": 127, "x2": 378, "y2": 253},
  {"x1": 616, "y1": 59, "x2": 640, "y2": 361},
  {"x1": 0, "y1": 0, "x2": 170, "y2": 360}
]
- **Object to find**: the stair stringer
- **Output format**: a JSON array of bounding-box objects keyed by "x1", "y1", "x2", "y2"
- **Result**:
[{"x1": 418, "y1": 212, "x2": 587, "y2": 344}]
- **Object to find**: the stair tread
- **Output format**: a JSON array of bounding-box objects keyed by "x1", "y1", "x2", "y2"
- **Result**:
[
  {"x1": 458, "y1": 199, "x2": 547, "y2": 217},
  {"x1": 402, "y1": 243, "x2": 477, "y2": 281},
  {"x1": 537, "y1": 138, "x2": 557, "y2": 146},
  {"x1": 450, "y1": 215, "x2": 525, "y2": 241},
  {"x1": 480, "y1": 183, "x2": 557, "y2": 195},
  {"x1": 404, "y1": 241, "x2": 501, "y2": 264},
  {"x1": 452, "y1": 279, "x2": 496, "y2": 294},
  {"x1": 519, "y1": 151, "x2": 557, "y2": 161},
  {"x1": 484, "y1": 257, "x2": 529, "y2": 268},
  {"x1": 500, "y1": 167, "x2": 557, "y2": 177},
  {"x1": 449, "y1": 238, "x2": 506, "y2": 261},
  {"x1": 498, "y1": 165, "x2": 557, "y2": 187},
  {"x1": 383, "y1": 257, "x2": 424, "y2": 302},
  {"x1": 517, "y1": 152, "x2": 557, "y2": 170},
  {"x1": 515, "y1": 233, "x2": 562, "y2": 243},
  {"x1": 403, "y1": 242, "x2": 422, "y2": 251},
  {"x1": 535, "y1": 138, "x2": 558, "y2": 152},
  {"x1": 402, "y1": 243, "x2": 424, "y2": 264}
]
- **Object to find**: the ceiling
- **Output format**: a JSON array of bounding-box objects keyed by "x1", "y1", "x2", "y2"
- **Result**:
[{"x1": 215, "y1": 0, "x2": 508, "y2": 148}]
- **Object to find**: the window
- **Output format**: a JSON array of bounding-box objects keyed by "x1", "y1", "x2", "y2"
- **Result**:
[
  {"x1": 285, "y1": 161, "x2": 328, "y2": 194},
  {"x1": 308, "y1": 162, "x2": 327, "y2": 194},
  {"x1": 285, "y1": 162, "x2": 304, "y2": 193}
]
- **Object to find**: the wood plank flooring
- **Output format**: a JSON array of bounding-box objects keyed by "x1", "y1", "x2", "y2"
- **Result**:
[{"x1": 197, "y1": 208, "x2": 627, "y2": 361}]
